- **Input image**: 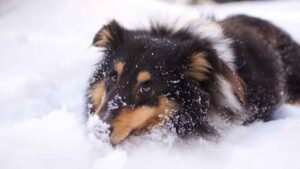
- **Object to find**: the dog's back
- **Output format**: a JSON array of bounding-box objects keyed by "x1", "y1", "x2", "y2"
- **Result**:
[{"x1": 220, "y1": 15, "x2": 300, "y2": 121}]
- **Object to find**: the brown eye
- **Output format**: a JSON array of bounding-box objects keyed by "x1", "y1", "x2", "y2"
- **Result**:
[
  {"x1": 139, "y1": 83, "x2": 152, "y2": 94},
  {"x1": 110, "y1": 74, "x2": 118, "y2": 83}
]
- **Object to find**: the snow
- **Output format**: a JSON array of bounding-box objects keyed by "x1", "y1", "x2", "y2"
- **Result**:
[{"x1": 1, "y1": 0, "x2": 300, "y2": 169}]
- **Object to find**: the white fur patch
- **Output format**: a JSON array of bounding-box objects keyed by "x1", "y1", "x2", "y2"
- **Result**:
[
  {"x1": 217, "y1": 75, "x2": 243, "y2": 114},
  {"x1": 179, "y1": 17, "x2": 235, "y2": 69}
]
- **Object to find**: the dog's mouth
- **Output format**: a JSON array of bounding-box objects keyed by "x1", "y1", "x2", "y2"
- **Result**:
[{"x1": 88, "y1": 112, "x2": 151, "y2": 145}]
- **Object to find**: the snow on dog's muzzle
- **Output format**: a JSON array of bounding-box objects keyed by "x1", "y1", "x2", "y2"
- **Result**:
[{"x1": 87, "y1": 115, "x2": 112, "y2": 143}]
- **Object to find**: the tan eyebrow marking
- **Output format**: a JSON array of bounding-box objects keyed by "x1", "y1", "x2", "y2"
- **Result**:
[
  {"x1": 137, "y1": 71, "x2": 151, "y2": 83},
  {"x1": 115, "y1": 62, "x2": 124, "y2": 75}
]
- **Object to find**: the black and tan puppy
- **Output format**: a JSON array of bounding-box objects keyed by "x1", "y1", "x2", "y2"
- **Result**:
[{"x1": 86, "y1": 15, "x2": 300, "y2": 145}]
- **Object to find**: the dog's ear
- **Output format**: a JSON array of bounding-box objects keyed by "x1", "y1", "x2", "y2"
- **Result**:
[
  {"x1": 186, "y1": 52, "x2": 213, "y2": 81},
  {"x1": 92, "y1": 20, "x2": 124, "y2": 48},
  {"x1": 186, "y1": 52, "x2": 246, "y2": 103}
]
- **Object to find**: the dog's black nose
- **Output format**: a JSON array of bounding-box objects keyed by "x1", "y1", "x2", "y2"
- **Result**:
[
  {"x1": 98, "y1": 94, "x2": 127, "y2": 123},
  {"x1": 98, "y1": 109, "x2": 119, "y2": 124}
]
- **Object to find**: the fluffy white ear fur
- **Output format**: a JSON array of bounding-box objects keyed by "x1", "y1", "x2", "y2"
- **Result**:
[{"x1": 184, "y1": 17, "x2": 235, "y2": 70}]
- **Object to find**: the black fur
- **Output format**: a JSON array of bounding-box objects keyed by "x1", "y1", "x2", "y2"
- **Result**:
[{"x1": 220, "y1": 15, "x2": 300, "y2": 122}]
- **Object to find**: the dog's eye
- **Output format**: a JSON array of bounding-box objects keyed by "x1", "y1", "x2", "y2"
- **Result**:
[
  {"x1": 110, "y1": 74, "x2": 118, "y2": 83},
  {"x1": 139, "y1": 83, "x2": 152, "y2": 94}
]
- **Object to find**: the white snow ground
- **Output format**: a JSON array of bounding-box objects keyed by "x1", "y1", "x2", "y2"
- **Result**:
[{"x1": 0, "y1": 0, "x2": 300, "y2": 169}]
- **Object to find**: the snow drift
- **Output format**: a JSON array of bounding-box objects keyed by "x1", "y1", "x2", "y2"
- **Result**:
[{"x1": 0, "y1": 0, "x2": 300, "y2": 169}]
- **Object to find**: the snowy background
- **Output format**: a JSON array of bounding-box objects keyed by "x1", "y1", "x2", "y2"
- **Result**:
[{"x1": 1, "y1": 0, "x2": 300, "y2": 169}]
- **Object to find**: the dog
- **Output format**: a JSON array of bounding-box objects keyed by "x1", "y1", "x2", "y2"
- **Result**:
[{"x1": 86, "y1": 15, "x2": 300, "y2": 145}]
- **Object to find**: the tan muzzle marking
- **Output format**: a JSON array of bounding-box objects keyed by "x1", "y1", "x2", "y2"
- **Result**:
[{"x1": 110, "y1": 97, "x2": 177, "y2": 145}]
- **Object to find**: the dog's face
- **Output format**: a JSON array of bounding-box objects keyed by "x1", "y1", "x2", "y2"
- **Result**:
[{"x1": 88, "y1": 20, "x2": 245, "y2": 145}]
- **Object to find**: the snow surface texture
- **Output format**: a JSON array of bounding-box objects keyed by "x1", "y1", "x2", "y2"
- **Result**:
[{"x1": 1, "y1": 0, "x2": 300, "y2": 169}]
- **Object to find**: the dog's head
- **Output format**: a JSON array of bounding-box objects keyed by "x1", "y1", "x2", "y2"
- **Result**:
[{"x1": 88, "y1": 20, "x2": 245, "y2": 145}]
